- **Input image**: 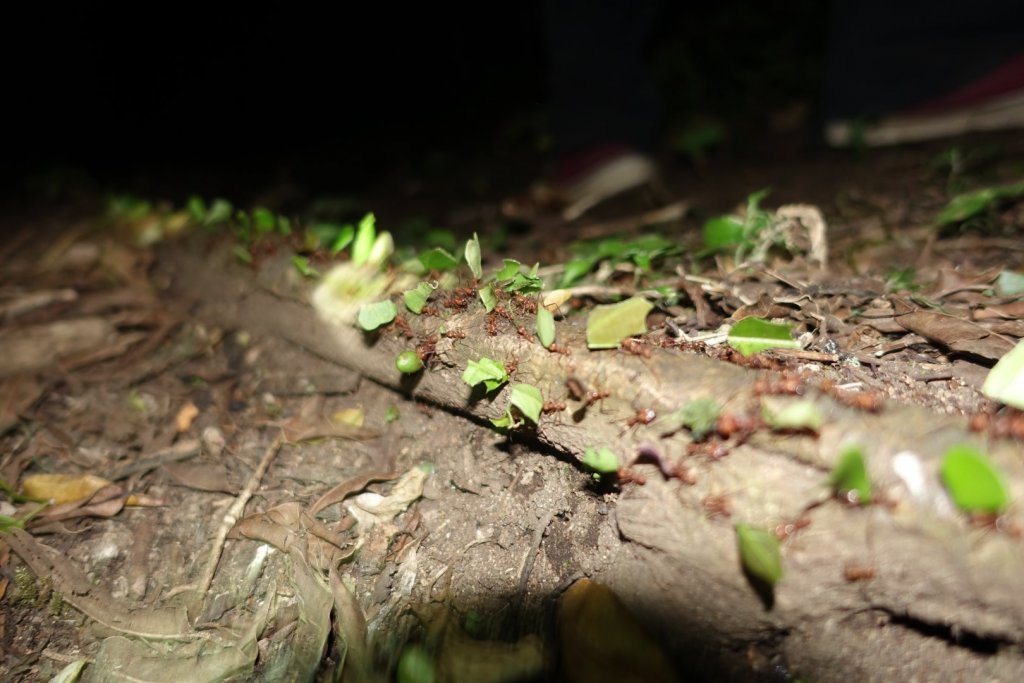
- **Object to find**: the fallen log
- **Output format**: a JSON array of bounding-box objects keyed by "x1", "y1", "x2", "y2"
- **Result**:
[{"x1": 158, "y1": 236, "x2": 1024, "y2": 681}]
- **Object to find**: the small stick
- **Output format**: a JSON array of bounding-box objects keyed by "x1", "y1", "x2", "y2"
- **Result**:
[{"x1": 194, "y1": 430, "x2": 284, "y2": 604}]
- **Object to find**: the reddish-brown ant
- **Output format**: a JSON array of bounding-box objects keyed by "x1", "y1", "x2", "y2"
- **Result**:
[
  {"x1": 547, "y1": 342, "x2": 571, "y2": 355},
  {"x1": 494, "y1": 305, "x2": 514, "y2": 321},
  {"x1": 686, "y1": 440, "x2": 731, "y2": 460},
  {"x1": 542, "y1": 400, "x2": 567, "y2": 414},
  {"x1": 620, "y1": 338, "x2": 651, "y2": 358},
  {"x1": 774, "y1": 516, "x2": 812, "y2": 540},
  {"x1": 633, "y1": 443, "x2": 697, "y2": 484},
  {"x1": 753, "y1": 373, "x2": 803, "y2": 396},
  {"x1": 416, "y1": 336, "x2": 438, "y2": 366},
  {"x1": 420, "y1": 304, "x2": 439, "y2": 317},
  {"x1": 842, "y1": 563, "x2": 877, "y2": 582},
  {"x1": 513, "y1": 293, "x2": 537, "y2": 315},
  {"x1": 702, "y1": 493, "x2": 732, "y2": 519},
  {"x1": 446, "y1": 294, "x2": 469, "y2": 309},
  {"x1": 516, "y1": 326, "x2": 534, "y2": 342},
  {"x1": 506, "y1": 356, "x2": 519, "y2": 375},
  {"x1": 820, "y1": 380, "x2": 883, "y2": 413},
  {"x1": 486, "y1": 312, "x2": 499, "y2": 336},
  {"x1": 968, "y1": 407, "x2": 1024, "y2": 441},
  {"x1": 615, "y1": 467, "x2": 647, "y2": 486},
  {"x1": 392, "y1": 315, "x2": 415, "y2": 338},
  {"x1": 622, "y1": 408, "x2": 657, "y2": 433},
  {"x1": 443, "y1": 327, "x2": 467, "y2": 340}
]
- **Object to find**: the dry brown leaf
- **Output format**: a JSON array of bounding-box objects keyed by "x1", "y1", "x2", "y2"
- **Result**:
[
  {"x1": 231, "y1": 502, "x2": 355, "y2": 571},
  {"x1": 308, "y1": 470, "x2": 400, "y2": 516},
  {"x1": 21, "y1": 472, "x2": 114, "y2": 503},
  {"x1": 974, "y1": 301, "x2": 1024, "y2": 320},
  {"x1": 0, "y1": 374, "x2": 43, "y2": 432},
  {"x1": 557, "y1": 578, "x2": 676, "y2": 683},
  {"x1": 164, "y1": 462, "x2": 237, "y2": 494},
  {"x1": 0, "y1": 317, "x2": 115, "y2": 378},
  {"x1": 896, "y1": 310, "x2": 1016, "y2": 360}
]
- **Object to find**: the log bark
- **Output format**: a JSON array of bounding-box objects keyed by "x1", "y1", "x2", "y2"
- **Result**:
[{"x1": 158, "y1": 237, "x2": 1024, "y2": 681}]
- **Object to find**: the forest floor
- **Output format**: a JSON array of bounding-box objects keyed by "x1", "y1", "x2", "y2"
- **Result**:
[{"x1": 2, "y1": 130, "x2": 1024, "y2": 682}]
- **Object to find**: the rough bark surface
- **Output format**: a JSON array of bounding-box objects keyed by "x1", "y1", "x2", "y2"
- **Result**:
[{"x1": 159, "y1": 236, "x2": 1024, "y2": 681}]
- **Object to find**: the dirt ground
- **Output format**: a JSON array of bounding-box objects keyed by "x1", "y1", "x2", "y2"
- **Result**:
[{"x1": 2, "y1": 131, "x2": 1024, "y2": 682}]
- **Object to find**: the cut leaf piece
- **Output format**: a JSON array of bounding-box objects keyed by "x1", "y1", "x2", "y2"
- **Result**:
[
  {"x1": 396, "y1": 351, "x2": 423, "y2": 374},
  {"x1": 727, "y1": 317, "x2": 800, "y2": 357},
  {"x1": 357, "y1": 299, "x2": 397, "y2": 331},
  {"x1": 582, "y1": 446, "x2": 619, "y2": 474},
  {"x1": 702, "y1": 215, "x2": 745, "y2": 251},
  {"x1": 829, "y1": 445, "x2": 871, "y2": 504},
  {"x1": 940, "y1": 444, "x2": 1009, "y2": 514},
  {"x1": 291, "y1": 255, "x2": 319, "y2": 278},
  {"x1": 478, "y1": 283, "x2": 497, "y2": 312},
  {"x1": 982, "y1": 339, "x2": 1024, "y2": 409},
  {"x1": 462, "y1": 358, "x2": 508, "y2": 393},
  {"x1": 936, "y1": 181, "x2": 1024, "y2": 225},
  {"x1": 418, "y1": 247, "x2": 459, "y2": 272},
  {"x1": 403, "y1": 281, "x2": 435, "y2": 314},
  {"x1": 664, "y1": 398, "x2": 721, "y2": 440},
  {"x1": 761, "y1": 398, "x2": 823, "y2": 432},
  {"x1": 735, "y1": 523, "x2": 782, "y2": 587},
  {"x1": 350, "y1": 213, "x2": 377, "y2": 265},
  {"x1": 465, "y1": 232, "x2": 482, "y2": 279},
  {"x1": 510, "y1": 384, "x2": 543, "y2": 424},
  {"x1": 995, "y1": 270, "x2": 1024, "y2": 297},
  {"x1": 536, "y1": 306, "x2": 556, "y2": 348},
  {"x1": 586, "y1": 297, "x2": 654, "y2": 349}
]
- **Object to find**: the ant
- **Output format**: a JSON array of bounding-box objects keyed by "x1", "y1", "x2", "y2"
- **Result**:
[
  {"x1": 513, "y1": 293, "x2": 537, "y2": 315},
  {"x1": 620, "y1": 338, "x2": 651, "y2": 358},
  {"x1": 547, "y1": 343, "x2": 571, "y2": 355},
  {"x1": 446, "y1": 294, "x2": 469, "y2": 309},
  {"x1": 633, "y1": 443, "x2": 697, "y2": 484},
  {"x1": 752, "y1": 373, "x2": 803, "y2": 396},
  {"x1": 443, "y1": 327, "x2": 466, "y2": 340},
  {"x1": 416, "y1": 336, "x2": 439, "y2": 366},
  {"x1": 566, "y1": 377, "x2": 610, "y2": 409},
  {"x1": 820, "y1": 380, "x2": 884, "y2": 413},
  {"x1": 701, "y1": 493, "x2": 732, "y2": 519},
  {"x1": 494, "y1": 305, "x2": 514, "y2": 322},
  {"x1": 516, "y1": 325, "x2": 534, "y2": 342},
  {"x1": 542, "y1": 400, "x2": 566, "y2": 414},
  {"x1": 420, "y1": 304, "x2": 440, "y2": 318},
  {"x1": 773, "y1": 516, "x2": 812, "y2": 540},
  {"x1": 506, "y1": 356, "x2": 519, "y2": 375},
  {"x1": 615, "y1": 467, "x2": 647, "y2": 486},
  {"x1": 486, "y1": 312, "x2": 499, "y2": 336},
  {"x1": 392, "y1": 315, "x2": 415, "y2": 338},
  {"x1": 623, "y1": 407, "x2": 657, "y2": 432},
  {"x1": 842, "y1": 564, "x2": 877, "y2": 582}
]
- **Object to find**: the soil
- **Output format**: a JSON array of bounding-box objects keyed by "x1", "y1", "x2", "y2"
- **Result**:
[{"x1": 2, "y1": 130, "x2": 1024, "y2": 683}]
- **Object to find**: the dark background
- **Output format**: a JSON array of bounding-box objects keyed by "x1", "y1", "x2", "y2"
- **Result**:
[{"x1": 5, "y1": 3, "x2": 829, "y2": 197}]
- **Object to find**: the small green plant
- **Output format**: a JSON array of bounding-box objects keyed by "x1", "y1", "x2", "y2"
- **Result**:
[
  {"x1": 735, "y1": 523, "x2": 782, "y2": 587},
  {"x1": 559, "y1": 234, "x2": 678, "y2": 288},
  {"x1": 395, "y1": 351, "x2": 423, "y2": 374},
  {"x1": 936, "y1": 181, "x2": 1024, "y2": 226},
  {"x1": 727, "y1": 317, "x2": 800, "y2": 357},
  {"x1": 940, "y1": 444, "x2": 1009, "y2": 515},
  {"x1": 829, "y1": 445, "x2": 871, "y2": 504},
  {"x1": 462, "y1": 358, "x2": 508, "y2": 393},
  {"x1": 701, "y1": 189, "x2": 775, "y2": 261}
]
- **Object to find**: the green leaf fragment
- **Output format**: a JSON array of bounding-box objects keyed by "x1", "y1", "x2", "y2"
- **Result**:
[
  {"x1": 586, "y1": 297, "x2": 654, "y2": 349},
  {"x1": 351, "y1": 213, "x2": 377, "y2": 265},
  {"x1": 276, "y1": 214, "x2": 292, "y2": 235},
  {"x1": 536, "y1": 306, "x2": 556, "y2": 348},
  {"x1": 667, "y1": 398, "x2": 721, "y2": 439},
  {"x1": 357, "y1": 299, "x2": 397, "y2": 331},
  {"x1": 479, "y1": 283, "x2": 497, "y2": 313},
  {"x1": 186, "y1": 195, "x2": 206, "y2": 222},
  {"x1": 465, "y1": 232, "x2": 482, "y2": 279},
  {"x1": 384, "y1": 406, "x2": 401, "y2": 424},
  {"x1": 232, "y1": 245, "x2": 252, "y2": 264},
  {"x1": 495, "y1": 259, "x2": 521, "y2": 282},
  {"x1": 490, "y1": 411, "x2": 518, "y2": 430},
  {"x1": 291, "y1": 255, "x2": 319, "y2": 278},
  {"x1": 403, "y1": 281, "x2": 435, "y2": 314},
  {"x1": 330, "y1": 224, "x2": 355, "y2": 255},
  {"x1": 582, "y1": 446, "x2": 619, "y2": 474},
  {"x1": 418, "y1": 247, "x2": 459, "y2": 272},
  {"x1": 252, "y1": 207, "x2": 276, "y2": 235},
  {"x1": 727, "y1": 317, "x2": 800, "y2": 357},
  {"x1": 205, "y1": 198, "x2": 233, "y2": 226},
  {"x1": 830, "y1": 445, "x2": 871, "y2": 504},
  {"x1": 995, "y1": 270, "x2": 1024, "y2": 296},
  {"x1": 396, "y1": 350, "x2": 423, "y2": 374},
  {"x1": 397, "y1": 645, "x2": 436, "y2": 683},
  {"x1": 510, "y1": 384, "x2": 543, "y2": 424},
  {"x1": 462, "y1": 358, "x2": 508, "y2": 393},
  {"x1": 940, "y1": 444, "x2": 1009, "y2": 514},
  {"x1": 760, "y1": 398, "x2": 823, "y2": 432},
  {"x1": 735, "y1": 523, "x2": 783, "y2": 587},
  {"x1": 982, "y1": 339, "x2": 1024, "y2": 409},
  {"x1": 936, "y1": 181, "x2": 1024, "y2": 225},
  {"x1": 702, "y1": 215, "x2": 746, "y2": 251}
]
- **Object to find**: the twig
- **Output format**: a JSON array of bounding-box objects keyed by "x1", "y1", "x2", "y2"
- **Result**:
[
  {"x1": 515, "y1": 507, "x2": 558, "y2": 600},
  {"x1": 194, "y1": 430, "x2": 284, "y2": 604}
]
